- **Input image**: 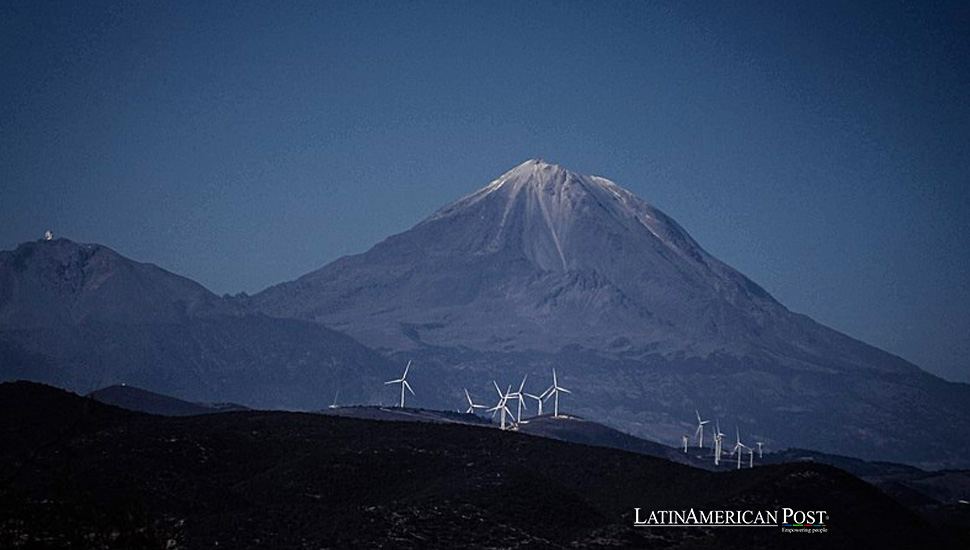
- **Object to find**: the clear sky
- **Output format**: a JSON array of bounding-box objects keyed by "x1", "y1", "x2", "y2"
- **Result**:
[{"x1": 2, "y1": 1, "x2": 968, "y2": 382}]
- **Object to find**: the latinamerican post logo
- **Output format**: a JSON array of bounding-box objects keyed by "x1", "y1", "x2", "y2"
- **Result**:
[{"x1": 634, "y1": 507, "x2": 828, "y2": 533}]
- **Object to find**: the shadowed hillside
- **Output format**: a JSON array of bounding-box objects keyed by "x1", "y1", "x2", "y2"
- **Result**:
[{"x1": 0, "y1": 382, "x2": 958, "y2": 550}]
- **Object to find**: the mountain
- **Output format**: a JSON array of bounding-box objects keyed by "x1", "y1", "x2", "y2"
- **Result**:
[
  {"x1": 252, "y1": 159, "x2": 970, "y2": 468},
  {"x1": 252, "y1": 159, "x2": 906, "y2": 363},
  {"x1": 2, "y1": 381, "x2": 960, "y2": 550},
  {"x1": 88, "y1": 384, "x2": 248, "y2": 416},
  {"x1": 0, "y1": 239, "x2": 391, "y2": 409}
]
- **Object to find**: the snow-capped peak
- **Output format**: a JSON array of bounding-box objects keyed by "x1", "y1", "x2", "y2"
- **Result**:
[{"x1": 422, "y1": 159, "x2": 714, "y2": 276}]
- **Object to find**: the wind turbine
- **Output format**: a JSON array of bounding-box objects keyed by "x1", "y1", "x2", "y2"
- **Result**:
[
  {"x1": 509, "y1": 375, "x2": 529, "y2": 423},
  {"x1": 384, "y1": 360, "x2": 414, "y2": 408},
  {"x1": 487, "y1": 381, "x2": 515, "y2": 430},
  {"x1": 694, "y1": 410, "x2": 709, "y2": 449},
  {"x1": 682, "y1": 435, "x2": 689, "y2": 453},
  {"x1": 755, "y1": 441, "x2": 764, "y2": 459},
  {"x1": 713, "y1": 420, "x2": 725, "y2": 466},
  {"x1": 732, "y1": 427, "x2": 750, "y2": 470},
  {"x1": 524, "y1": 391, "x2": 544, "y2": 416},
  {"x1": 464, "y1": 388, "x2": 487, "y2": 414},
  {"x1": 541, "y1": 369, "x2": 571, "y2": 418}
]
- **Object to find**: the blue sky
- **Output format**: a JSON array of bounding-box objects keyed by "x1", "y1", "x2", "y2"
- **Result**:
[{"x1": 2, "y1": 1, "x2": 968, "y2": 381}]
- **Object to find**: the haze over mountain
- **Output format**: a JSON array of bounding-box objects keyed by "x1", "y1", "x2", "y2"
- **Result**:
[
  {"x1": 0, "y1": 239, "x2": 390, "y2": 409},
  {"x1": 253, "y1": 159, "x2": 970, "y2": 468}
]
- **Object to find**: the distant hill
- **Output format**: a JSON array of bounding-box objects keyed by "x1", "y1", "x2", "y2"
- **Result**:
[
  {"x1": 1, "y1": 381, "x2": 960, "y2": 550},
  {"x1": 88, "y1": 384, "x2": 248, "y2": 416},
  {"x1": 0, "y1": 239, "x2": 393, "y2": 409}
]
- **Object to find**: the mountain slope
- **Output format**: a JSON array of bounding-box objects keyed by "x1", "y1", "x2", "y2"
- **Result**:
[
  {"x1": 0, "y1": 239, "x2": 228, "y2": 327},
  {"x1": 252, "y1": 159, "x2": 970, "y2": 467},
  {"x1": 0, "y1": 239, "x2": 391, "y2": 409},
  {"x1": 253, "y1": 160, "x2": 905, "y2": 369}
]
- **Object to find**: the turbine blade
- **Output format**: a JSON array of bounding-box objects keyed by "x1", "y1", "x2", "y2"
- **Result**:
[
  {"x1": 384, "y1": 379, "x2": 401, "y2": 385},
  {"x1": 402, "y1": 360, "x2": 412, "y2": 379},
  {"x1": 404, "y1": 380, "x2": 415, "y2": 395},
  {"x1": 558, "y1": 387, "x2": 571, "y2": 394}
]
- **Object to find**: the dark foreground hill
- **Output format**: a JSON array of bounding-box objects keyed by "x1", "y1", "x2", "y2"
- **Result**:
[
  {"x1": 88, "y1": 384, "x2": 248, "y2": 416},
  {"x1": 0, "y1": 382, "x2": 959, "y2": 550}
]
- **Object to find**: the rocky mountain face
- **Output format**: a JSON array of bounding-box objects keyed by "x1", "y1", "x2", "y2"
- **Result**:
[
  {"x1": 252, "y1": 159, "x2": 970, "y2": 468},
  {"x1": 0, "y1": 239, "x2": 390, "y2": 409}
]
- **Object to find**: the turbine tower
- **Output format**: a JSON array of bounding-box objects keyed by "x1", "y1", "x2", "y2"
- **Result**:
[
  {"x1": 694, "y1": 410, "x2": 709, "y2": 449},
  {"x1": 384, "y1": 360, "x2": 414, "y2": 408},
  {"x1": 755, "y1": 441, "x2": 764, "y2": 459},
  {"x1": 524, "y1": 391, "x2": 544, "y2": 416},
  {"x1": 509, "y1": 375, "x2": 529, "y2": 422},
  {"x1": 713, "y1": 420, "x2": 725, "y2": 466},
  {"x1": 732, "y1": 427, "x2": 750, "y2": 470},
  {"x1": 541, "y1": 368, "x2": 571, "y2": 418},
  {"x1": 487, "y1": 381, "x2": 515, "y2": 430},
  {"x1": 682, "y1": 434, "x2": 689, "y2": 453},
  {"x1": 329, "y1": 390, "x2": 339, "y2": 409},
  {"x1": 464, "y1": 388, "x2": 487, "y2": 414}
]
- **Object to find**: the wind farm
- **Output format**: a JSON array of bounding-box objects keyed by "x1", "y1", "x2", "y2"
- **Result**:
[{"x1": 341, "y1": 362, "x2": 773, "y2": 475}]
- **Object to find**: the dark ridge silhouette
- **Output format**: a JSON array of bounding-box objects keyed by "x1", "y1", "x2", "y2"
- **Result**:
[
  {"x1": 88, "y1": 384, "x2": 248, "y2": 416},
  {"x1": 1, "y1": 382, "x2": 962, "y2": 550}
]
